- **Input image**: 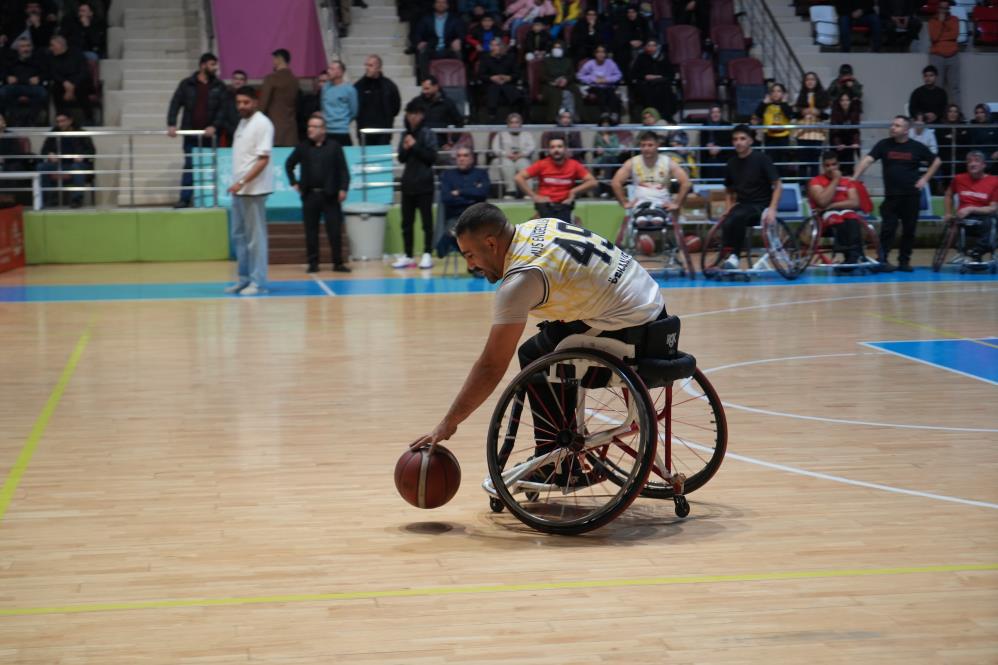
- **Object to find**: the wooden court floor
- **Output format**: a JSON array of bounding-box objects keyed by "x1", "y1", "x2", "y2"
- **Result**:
[{"x1": 1, "y1": 259, "x2": 996, "y2": 664}]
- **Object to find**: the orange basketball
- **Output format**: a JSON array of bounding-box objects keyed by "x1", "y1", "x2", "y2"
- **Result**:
[
  {"x1": 395, "y1": 445, "x2": 461, "y2": 509},
  {"x1": 636, "y1": 234, "x2": 656, "y2": 256},
  {"x1": 684, "y1": 234, "x2": 702, "y2": 254}
]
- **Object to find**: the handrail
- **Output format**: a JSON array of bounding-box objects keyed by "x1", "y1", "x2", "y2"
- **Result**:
[{"x1": 737, "y1": 0, "x2": 805, "y2": 90}]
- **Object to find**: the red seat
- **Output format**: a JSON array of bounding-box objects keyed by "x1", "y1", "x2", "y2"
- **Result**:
[
  {"x1": 711, "y1": 24, "x2": 746, "y2": 51},
  {"x1": 652, "y1": 0, "x2": 672, "y2": 21},
  {"x1": 666, "y1": 25, "x2": 701, "y2": 66},
  {"x1": 86, "y1": 59, "x2": 103, "y2": 123},
  {"x1": 429, "y1": 59, "x2": 466, "y2": 87},
  {"x1": 726, "y1": 57, "x2": 764, "y2": 86},
  {"x1": 973, "y1": 5, "x2": 998, "y2": 45},
  {"x1": 526, "y1": 58, "x2": 544, "y2": 103},
  {"x1": 561, "y1": 22, "x2": 574, "y2": 45},
  {"x1": 710, "y1": 0, "x2": 737, "y2": 26},
  {"x1": 515, "y1": 23, "x2": 531, "y2": 50},
  {"x1": 680, "y1": 59, "x2": 718, "y2": 109}
]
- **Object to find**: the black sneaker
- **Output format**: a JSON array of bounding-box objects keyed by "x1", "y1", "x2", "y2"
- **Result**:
[
  {"x1": 306, "y1": 264, "x2": 319, "y2": 273},
  {"x1": 897, "y1": 262, "x2": 913, "y2": 273},
  {"x1": 878, "y1": 262, "x2": 897, "y2": 273},
  {"x1": 332, "y1": 264, "x2": 352, "y2": 273}
]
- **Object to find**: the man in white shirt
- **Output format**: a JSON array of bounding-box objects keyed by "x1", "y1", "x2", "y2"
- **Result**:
[
  {"x1": 610, "y1": 130, "x2": 691, "y2": 212},
  {"x1": 225, "y1": 86, "x2": 275, "y2": 296}
]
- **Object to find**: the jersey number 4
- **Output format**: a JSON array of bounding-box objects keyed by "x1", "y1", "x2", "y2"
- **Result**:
[{"x1": 554, "y1": 222, "x2": 614, "y2": 266}]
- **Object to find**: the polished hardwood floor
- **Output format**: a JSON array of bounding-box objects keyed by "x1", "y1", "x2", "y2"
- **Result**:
[{"x1": 0, "y1": 258, "x2": 996, "y2": 663}]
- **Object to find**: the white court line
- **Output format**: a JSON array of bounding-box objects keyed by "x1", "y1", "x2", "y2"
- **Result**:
[
  {"x1": 693, "y1": 353, "x2": 998, "y2": 433},
  {"x1": 859, "y1": 342, "x2": 998, "y2": 387},
  {"x1": 310, "y1": 274, "x2": 336, "y2": 297}
]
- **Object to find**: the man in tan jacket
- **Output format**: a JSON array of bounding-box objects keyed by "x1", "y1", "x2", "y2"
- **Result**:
[{"x1": 260, "y1": 48, "x2": 299, "y2": 147}]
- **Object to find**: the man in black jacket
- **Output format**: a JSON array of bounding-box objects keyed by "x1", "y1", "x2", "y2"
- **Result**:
[
  {"x1": 478, "y1": 38, "x2": 522, "y2": 123},
  {"x1": 414, "y1": 0, "x2": 465, "y2": 82},
  {"x1": 394, "y1": 100, "x2": 439, "y2": 269},
  {"x1": 411, "y1": 76, "x2": 464, "y2": 158},
  {"x1": 0, "y1": 38, "x2": 48, "y2": 125},
  {"x1": 37, "y1": 112, "x2": 95, "y2": 208},
  {"x1": 286, "y1": 112, "x2": 352, "y2": 273},
  {"x1": 354, "y1": 55, "x2": 401, "y2": 146},
  {"x1": 166, "y1": 53, "x2": 228, "y2": 208},
  {"x1": 908, "y1": 65, "x2": 947, "y2": 124},
  {"x1": 47, "y1": 36, "x2": 91, "y2": 121}
]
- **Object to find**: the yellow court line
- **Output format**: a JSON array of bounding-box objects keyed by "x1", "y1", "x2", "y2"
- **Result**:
[
  {"x1": 0, "y1": 326, "x2": 92, "y2": 525},
  {"x1": 867, "y1": 312, "x2": 998, "y2": 350},
  {"x1": 1, "y1": 563, "x2": 995, "y2": 618}
]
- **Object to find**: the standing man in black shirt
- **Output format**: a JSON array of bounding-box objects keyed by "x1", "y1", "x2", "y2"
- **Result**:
[
  {"x1": 853, "y1": 115, "x2": 941, "y2": 271},
  {"x1": 354, "y1": 54, "x2": 401, "y2": 146},
  {"x1": 285, "y1": 112, "x2": 352, "y2": 273},
  {"x1": 718, "y1": 124, "x2": 783, "y2": 268}
]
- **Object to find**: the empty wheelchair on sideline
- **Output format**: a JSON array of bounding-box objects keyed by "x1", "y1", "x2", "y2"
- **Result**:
[
  {"x1": 616, "y1": 202, "x2": 697, "y2": 279},
  {"x1": 932, "y1": 215, "x2": 998, "y2": 274},
  {"x1": 482, "y1": 315, "x2": 727, "y2": 535}
]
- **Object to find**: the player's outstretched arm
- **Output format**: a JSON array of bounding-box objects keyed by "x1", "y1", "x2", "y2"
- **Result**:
[{"x1": 411, "y1": 321, "x2": 526, "y2": 451}]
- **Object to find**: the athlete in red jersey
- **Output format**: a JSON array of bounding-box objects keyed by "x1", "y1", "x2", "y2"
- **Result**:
[
  {"x1": 944, "y1": 151, "x2": 998, "y2": 260},
  {"x1": 808, "y1": 151, "x2": 864, "y2": 265},
  {"x1": 515, "y1": 135, "x2": 597, "y2": 223}
]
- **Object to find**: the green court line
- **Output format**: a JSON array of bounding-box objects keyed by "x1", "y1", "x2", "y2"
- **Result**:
[
  {"x1": 0, "y1": 326, "x2": 92, "y2": 526},
  {"x1": 1, "y1": 563, "x2": 995, "y2": 617}
]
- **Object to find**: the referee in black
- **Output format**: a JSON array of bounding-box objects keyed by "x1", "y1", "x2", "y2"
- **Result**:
[
  {"x1": 853, "y1": 115, "x2": 941, "y2": 272},
  {"x1": 286, "y1": 112, "x2": 352, "y2": 273},
  {"x1": 719, "y1": 124, "x2": 783, "y2": 267}
]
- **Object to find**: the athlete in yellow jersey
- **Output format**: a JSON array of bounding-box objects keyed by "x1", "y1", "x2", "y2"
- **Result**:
[{"x1": 412, "y1": 202, "x2": 665, "y2": 448}]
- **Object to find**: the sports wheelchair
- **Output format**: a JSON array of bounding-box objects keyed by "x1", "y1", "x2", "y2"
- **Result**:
[
  {"x1": 482, "y1": 315, "x2": 728, "y2": 535},
  {"x1": 700, "y1": 209, "x2": 810, "y2": 280},
  {"x1": 794, "y1": 210, "x2": 881, "y2": 273},
  {"x1": 932, "y1": 215, "x2": 998, "y2": 274},
  {"x1": 615, "y1": 202, "x2": 697, "y2": 279}
]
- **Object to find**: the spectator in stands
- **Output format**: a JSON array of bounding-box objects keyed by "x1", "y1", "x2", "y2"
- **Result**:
[
  {"x1": 523, "y1": 17, "x2": 553, "y2": 61},
  {"x1": 437, "y1": 145, "x2": 490, "y2": 258},
  {"x1": 880, "y1": 0, "x2": 921, "y2": 52},
  {"x1": 0, "y1": 113, "x2": 31, "y2": 173},
  {"x1": 336, "y1": 0, "x2": 352, "y2": 38},
  {"x1": 458, "y1": 0, "x2": 501, "y2": 23},
  {"x1": 412, "y1": 76, "x2": 464, "y2": 158},
  {"x1": 0, "y1": 38, "x2": 48, "y2": 126},
  {"x1": 539, "y1": 40, "x2": 575, "y2": 123},
  {"x1": 259, "y1": 49, "x2": 299, "y2": 147},
  {"x1": 909, "y1": 65, "x2": 947, "y2": 125},
  {"x1": 225, "y1": 86, "x2": 274, "y2": 295},
  {"x1": 969, "y1": 103, "x2": 998, "y2": 175},
  {"x1": 541, "y1": 109, "x2": 584, "y2": 159},
  {"x1": 928, "y1": 1, "x2": 961, "y2": 111},
  {"x1": 491, "y1": 112, "x2": 535, "y2": 198},
  {"x1": 700, "y1": 105, "x2": 731, "y2": 183},
  {"x1": 718, "y1": 124, "x2": 783, "y2": 268},
  {"x1": 937, "y1": 104, "x2": 967, "y2": 191},
  {"x1": 322, "y1": 60, "x2": 357, "y2": 147},
  {"x1": 355, "y1": 55, "x2": 401, "y2": 146},
  {"x1": 807, "y1": 150, "x2": 866, "y2": 269},
  {"x1": 504, "y1": 0, "x2": 555, "y2": 37},
  {"x1": 285, "y1": 112, "x2": 351, "y2": 274},
  {"x1": 47, "y1": 36, "x2": 92, "y2": 123},
  {"x1": 467, "y1": 13, "x2": 506, "y2": 64},
  {"x1": 394, "y1": 100, "x2": 438, "y2": 270},
  {"x1": 402, "y1": 0, "x2": 435, "y2": 54},
  {"x1": 570, "y1": 8, "x2": 604, "y2": 63},
  {"x1": 220, "y1": 70, "x2": 247, "y2": 146},
  {"x1": 830, "y1": 91, "x2": 861, "y2": 175},
  {"x1": 666, "y1": 130, "x2": 699, "y2": 178},
  {"x1": 853, "y1": 115, "x2": 941, "y2": 272},
  {"x1": 167, "y1": 52, "x2": 226, "y2": 208},
  {"x1": 944, "y1": 150, "x2": 998, "y2": 262},
  {"x1": 296, "y1": 70, "x2": 324, "y2": 141},
  {"x1": 479, "y1": 38, "x2": 523, "y2": 122},
  {"x1": 551, "y1": 0, "x2": 581, "y2": 40},
  {"x1": 37, "y1": 111, "x2": 94, "y2": 208},
  {"x1": 593, "y1": 112, "x2": 626, "y2": 198},
  {"x1": 415, "y1": 0, "x2": 466, "y2": 82},
  {"x1": 576, "y1": 45, "x2": 622, "y2": 120},
  {"x1": 671, "y1": 0, "x2": 709, "y2": 36},
  {"x1": 629, "y1": 37, "x2": 676, "y2": 123},
  {"x1": 61, "y1": 2, "x2": 105, "y2": 61},
  {"x1": 835, "y1": 0, "x2": 882, "y2": 53},
  {"x1": 793, "y1": 71, "x2": 830, "y2": 118},
  {"x1": 611, "y1": 128, "x2": 691, "y2": 212},
  {"x1": 752, "y1": 83, "x2": 793, "y2": 177},
  {"x1": 795, "y1": 106, "x2": 827, "y2": 179},
  {"x1": 909, "y1": 113, "x2": 939, "y2": 162},
  {"x1": 514, "y1": 134, "x2": 597, "y2": 222},
  {"x1": 612, "y1": 5, "x2": 651, "y2": 80},
  {"x1": 826, "y1": 63, "x2": 863, "y2": 104},
  {"x1": 13, "y1": 2, "x2": 57, "y2": 52}
]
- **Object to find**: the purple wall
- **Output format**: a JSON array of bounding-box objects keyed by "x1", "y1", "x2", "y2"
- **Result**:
[{"x1": 212, "y1": 0, "x2": 328, "y2": 79}]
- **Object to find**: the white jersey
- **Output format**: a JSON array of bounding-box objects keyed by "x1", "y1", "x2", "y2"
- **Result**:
[
  {"x1": 630, "y1": 154, "x2": 673, "y2": 207},
  {"x1": 500, "y1": 218, "x2": 664, "y2": 330}
]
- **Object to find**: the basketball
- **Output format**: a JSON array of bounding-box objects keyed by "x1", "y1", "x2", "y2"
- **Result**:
[
  {"x1": 684, "y1": 234, "x2": 702, "y2": 253},
  {"x1": 636, "y1": 234, "x2": 656, "y2": 256},
  {"x1": 395, "y1": 445, "x2": 462, "y2": 509}
]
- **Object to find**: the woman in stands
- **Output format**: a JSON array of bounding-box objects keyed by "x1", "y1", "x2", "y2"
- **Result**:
[
  {"x1": 830, "y1": 92, "x2": 862, "y2": 175},
  {"x1": 793, "y1": 71, "x2": 830, "y2": 119},
  {"x1": 936, "y1": 104, "x2": 968, "y2": 193}
]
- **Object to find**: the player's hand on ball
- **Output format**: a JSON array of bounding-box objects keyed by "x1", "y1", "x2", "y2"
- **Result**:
[{"x1": 410, "y1": 420, "x2": 457, "y2": 452}]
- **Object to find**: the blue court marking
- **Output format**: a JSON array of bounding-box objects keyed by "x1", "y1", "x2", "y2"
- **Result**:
[
  {"x1": 0, "y1": 268, "x2": 995, "y2": 304},
  {"x1": 860, "y1": 338, "x2": 998, "y2": 386}
]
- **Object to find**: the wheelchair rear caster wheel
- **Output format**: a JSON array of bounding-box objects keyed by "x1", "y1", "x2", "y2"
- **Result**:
[
  {"x1": 489, "y1": 497, "x2": 504, "y2": 513},
  {"x1": 673, "y1": 495, "x2": 690, "y2": 518}
]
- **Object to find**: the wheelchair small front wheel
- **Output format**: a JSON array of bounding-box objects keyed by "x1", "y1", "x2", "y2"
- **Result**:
[{"x1": 486, "y1": 349, "x2": 657, "y2": 535}]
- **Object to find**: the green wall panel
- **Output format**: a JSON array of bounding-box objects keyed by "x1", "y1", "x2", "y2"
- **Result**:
[
  {"x1": 138, "y1": 209, "x2": 229, "y2": 261},
  {"x1": 44, "y1": 210, "x2": 139, "y2": 263},
  {"x1": 23, "y1": 211, "x2": 46, "y2": 264}
]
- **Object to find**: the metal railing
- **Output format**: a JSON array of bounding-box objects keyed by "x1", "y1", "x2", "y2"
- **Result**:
[
  {"x1": 0, "y1": 128, "x2": 217, "y2": 209},
  {"x1": 737, "y1": 0, "x2": 805, "y2": 96}
]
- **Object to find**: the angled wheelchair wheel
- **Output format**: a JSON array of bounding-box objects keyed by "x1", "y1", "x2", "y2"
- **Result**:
[
  {"x1": 765, "y1": 219, "x2": 809, "y2": 280},
  {"x1": 932, "y1": 220, "x2": 959, "y2": 272},
  {"x1": 485, "y1": 349, "x2": 657, "y2": 535},
  {"x1": 700, "y1": 221, "x2": 732, "y2": 276},
  {"x1": 794, "y1": 214, "x2": 821, "y2": 269}
]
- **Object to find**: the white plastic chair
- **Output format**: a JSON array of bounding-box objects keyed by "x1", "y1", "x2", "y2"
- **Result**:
[{"x1": 810, "y1": 5, "x2": 840, "y2": 47}]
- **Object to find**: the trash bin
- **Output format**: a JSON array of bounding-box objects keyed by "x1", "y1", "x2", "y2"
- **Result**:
[{"x1": 343, "y1": 202, "x2": 390, "y2": 261}]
